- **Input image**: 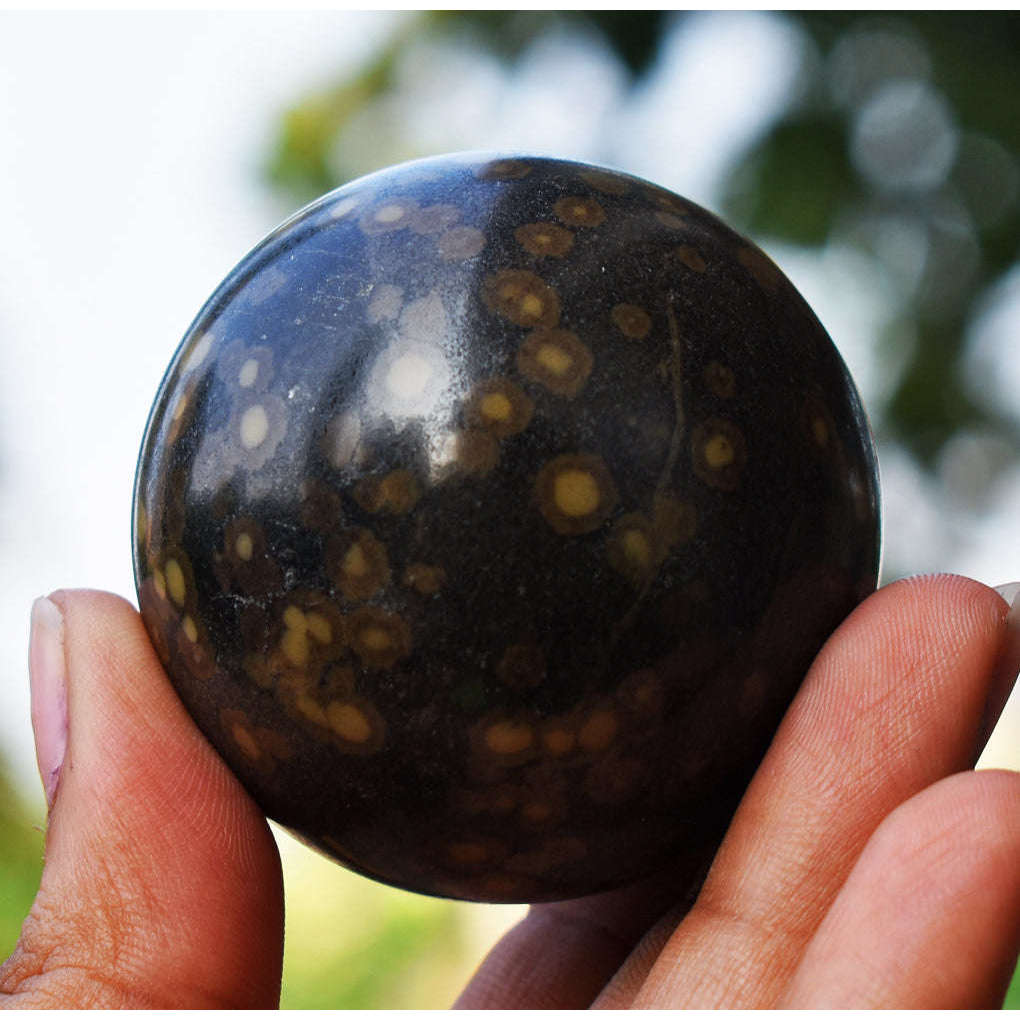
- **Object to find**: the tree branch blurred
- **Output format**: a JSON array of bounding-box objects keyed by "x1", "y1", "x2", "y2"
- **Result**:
[{"x1": 263, "y1": 12, "x2": 1020, "y2": 489}]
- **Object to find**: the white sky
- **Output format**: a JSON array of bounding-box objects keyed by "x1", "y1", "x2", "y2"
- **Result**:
[{"x1": 0, "y1": 9, "x2": 1016, "y2": 798}]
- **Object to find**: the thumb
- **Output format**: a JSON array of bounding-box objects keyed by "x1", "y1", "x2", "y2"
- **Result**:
[{"x1": 0, "y1": 590, "x2": 284, "y2": 1008}]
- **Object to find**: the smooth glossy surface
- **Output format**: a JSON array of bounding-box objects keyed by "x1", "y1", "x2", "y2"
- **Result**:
[{"x1": 133, "y1": 153, "x2": 880, "y2": 902}]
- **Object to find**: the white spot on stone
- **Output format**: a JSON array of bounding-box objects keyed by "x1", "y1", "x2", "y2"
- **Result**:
[
  {"x1": 386, "y1": 353, "x2": 433, "y2": 400},
  {"x1": 375, "y1": 203, "x2": 406, "y2": 224},
  {"x1": 238, "y1": 358, "x2": 259, "y2": 388},
  {"x1": 240, "y1": 404, "x2": 270, "y2": 449},
  {"x1": 329, "y1": 195, "x2": 361, "y2": 220}
]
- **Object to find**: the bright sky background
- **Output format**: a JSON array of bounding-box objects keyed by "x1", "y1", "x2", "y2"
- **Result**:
[{"x1": 0, "y1": 8, "x2": 1017, "y2": 803}]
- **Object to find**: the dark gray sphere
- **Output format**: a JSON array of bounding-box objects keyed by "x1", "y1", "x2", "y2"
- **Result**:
[{"x1": 133, "y1": 153, "x2": 880, "y2": 902}]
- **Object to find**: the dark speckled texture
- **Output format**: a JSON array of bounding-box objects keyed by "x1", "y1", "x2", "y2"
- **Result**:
[{"x1": 133, "y1": 153, "x2": 880, "y2": 902}]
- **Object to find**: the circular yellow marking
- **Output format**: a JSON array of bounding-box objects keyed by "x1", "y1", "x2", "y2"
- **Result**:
[
  {"x1": 536, "y1": 343, "x2": 572, "y2": 376},
  {"x1": 354, "y1": 470, "x2": 422, "y2": 515},
  {"x1": 485, "y1": 720, "x2": 534, "y2": 756},
  {"x1": 519, "y1": 293, "x2": 544, "y2": 319},
  {"x1": 235, "y1": 532, "x2": 254, "y2": 562},
  {"x1": 692, "y1": 418, "x2": 746, "y2": 490},
  {"x1": 517, "y1": 328, "x2": 593, "y2": 398},
  {"x1": 577, "y1": 168, "x2": 629, "y2": 195},
  {"x1": 536, "y1": 453, "x2": 617, "y2": 535},
  {"x1": 231, "y1": 722, "x2": 261, "y2": 761},
  {"x1": 349, "y1": 607, "x2": 411, "y2": 667},
  {"x1": 327, "y1": 701, "x2": 373, "y2": 743},
  {"x1": 239, "y1": 404, "x2": 270, "y2": 450},
  {"x1": 379, "y1": 470, "x2": 419, "y2": 513},
  {"x1": 467, "y1": 378, "x2": 534, "y2": 438},
  {"x1": 704, "y1": 434, "x2": 735, "y2": 469},
  {"x1": 611, "y1": 303, "x2": 652, "y2": 340},
  {"x1": 238, "y1": 358, "x2": 259, "y2": 388},
  {"x1": 296, "y1": 694, "x2": 329, "y2": 727},
  {"x1": 153, "y1": 569, "x2": 167, "y2": 601},
  {"x1": 182, "y1": 615, "x2": 198, "y2": 643},
  {"x1": 359, "y1": 625, "x2": 391, "y2": 652},
  {"x1": 607, "y1": 513, "x2": 660, "y2": 584},
  {"x1": 279, "y1": 603, "x2": 334, "y2": 668},
  {"x1": 554, "y1": 195, "x2": 605, "y2": 227},
  {"x1": 482, "y1": 269, "x2": 560, "y2": 328},
  {"x1": 281, "y1": 626, "x2": 308, "y2": 667},
  {"x1": 515, "y1": 222, "x2": 574, "y2": 257},
  {"x1": 812, "y1": 417, "x2": 829, "y2": 446},
  {"x1": 542, "y1": 727, "x2": 575, "y2": 756},
  {"x1": 480, "y1": 391, "x2": 512, "y2": 422},
  {"x1": 622, "y1": 528, "x2": 653, "y2": 569},
  {"x1": 282, "y1": 605, "x2": 305, "y2": 630},
  {"x1": 553, "y1": 469, "x2": 600, "y2": 518},
  {"x1": 164, "y1": 559, "x2": 186, "y2": 607},
  {"x1": 342, "y1": 542, "x2": 369, "y2": 578},
  {"x1": 578, "y1": 709, "x2": 618, "y2": 752}
]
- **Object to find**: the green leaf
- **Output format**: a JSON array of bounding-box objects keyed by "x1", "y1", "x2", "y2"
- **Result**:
[{"x1": 724, "y1": 116, "x2": 857, "y2": 246}]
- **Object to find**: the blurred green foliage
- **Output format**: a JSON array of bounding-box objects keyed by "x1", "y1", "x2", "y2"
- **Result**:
[
  {"x1": 730, "y1": 13, "x2": 1020, "y2": 469},
  {"x1": 266, "y1": 10, "x2": 1020, "y2": 483},
  {"x1": 0, "y1": 765, "x2": 43, "y2": 960},
  {"x1": 275, "y1": 832, "x2": 476, "y2": 1009}
]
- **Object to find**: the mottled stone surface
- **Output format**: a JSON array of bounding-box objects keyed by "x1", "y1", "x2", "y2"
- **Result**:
[{"x1": 133, "y1": 153, "x2": 881, "y2": 902}]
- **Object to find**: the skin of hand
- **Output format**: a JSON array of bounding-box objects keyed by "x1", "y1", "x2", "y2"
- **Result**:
[{"x1": 0, "y1": 574, "x2": 1018, "y2": 1009}]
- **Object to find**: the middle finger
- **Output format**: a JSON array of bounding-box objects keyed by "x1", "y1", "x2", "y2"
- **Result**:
[{"x1": 618, "y1": 574, "x2": 1010, "y2": 1007}]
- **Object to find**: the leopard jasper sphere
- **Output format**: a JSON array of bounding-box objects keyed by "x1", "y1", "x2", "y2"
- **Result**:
[{"x1": 133, "y1": 153, "x2": 880, "y2": 902}]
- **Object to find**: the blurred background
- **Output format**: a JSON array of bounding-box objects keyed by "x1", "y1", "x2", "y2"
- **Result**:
[{"x1": 1, "y1": 10, "x2": 1018, "y2": 1007}]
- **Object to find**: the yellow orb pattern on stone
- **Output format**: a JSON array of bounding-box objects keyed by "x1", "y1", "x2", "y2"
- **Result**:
[
  {"x1": 553, "y1": 468, "x2": 600, "y2": 518},
  {"x1": 235, "y1": 532, "x2": 254, "y2": 562},
  {"x1": 327, "y1": 701, "x2": 373, "y2": 743}
]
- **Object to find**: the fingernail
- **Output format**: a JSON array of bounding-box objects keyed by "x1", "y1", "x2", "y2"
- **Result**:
[
  {"x1": 978, "y1": 583, "x2": 1020, "y2": 753},
  {"x1": 29, "y1": 596, "x2": 68, "y2": 810}
]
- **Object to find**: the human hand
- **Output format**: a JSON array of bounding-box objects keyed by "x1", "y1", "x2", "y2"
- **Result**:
[
  {"x1": 1, "y1": 576, "x2": 1018, "y2": 1008},
  {"x1": 0, "y1": 590, "x2": 284, "y2": 1008},
  {"x1": 457, "y1": 574, "x2": 1020, "y2": 1008}
]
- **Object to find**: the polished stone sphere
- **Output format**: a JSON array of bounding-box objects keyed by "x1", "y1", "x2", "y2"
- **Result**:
[{"x1": 133, "y1": 153, "x2": 880, "y2": 902}]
